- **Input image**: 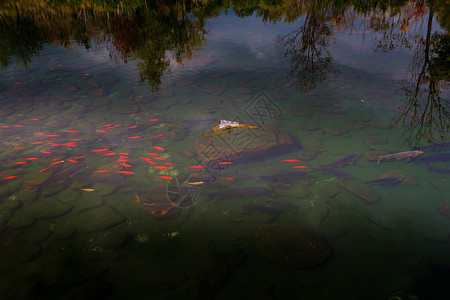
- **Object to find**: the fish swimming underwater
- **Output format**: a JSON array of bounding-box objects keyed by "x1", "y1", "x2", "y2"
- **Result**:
[
  {"x1": 256, "y1": 171, "x2": 308, "y2": 182},
  {"x1": 317, "y1": 154, "x2": 360, "y2": 169},
  {"x1": 377, "y1": 150, "x2": 423, "y2": 164},
  {"x1": 364, "y1": 177, "x2": 403, "y2": 186}
]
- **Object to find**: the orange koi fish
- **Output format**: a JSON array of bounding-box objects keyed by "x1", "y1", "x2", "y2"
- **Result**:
[
  {"x1": 1, "y1": 176, "x2": 18, "y2": 181},
  {"x1": 154, "y1": 166, "x2": 168, "y2": 170},
  {"x1": 139, "y1": 157, "x2": 156, "y2": 164},
  {"x1": 152, "y1": 146, "x2": 165, "y2": 151},
  {"x1": 117, "y1": 171, "x2": 134, "y2": 175}
]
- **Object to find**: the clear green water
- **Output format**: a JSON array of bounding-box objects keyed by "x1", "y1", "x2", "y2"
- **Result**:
[{"x1": 0, "y1": 1, "x2": 449, "y2": 299}]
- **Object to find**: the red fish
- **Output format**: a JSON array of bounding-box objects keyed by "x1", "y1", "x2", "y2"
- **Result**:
[
  {"x1": 154, "y1": 166, "x2": 168, "y2": 170},
  {"x1": 280, "y1": 159, "x2": 301, "y2": 162},
  {"x1": 13, "y1": 162, "x2": 27, "y2": 164},
  {"x1": 33, "y1": 133, "x2": 45, "y2": 135},
  {"x1": 39, "y1": 168, "x2": 48, "y2": 172},
  {"x1": 152, "y1": 146, "x2": 165, "y2": 151},
  {"x1": 117, "y1": 171, "x2": 134, "y2": 175},
  {"x1": 153, "y1": 134, "x2": 166, "y2": 138},
  {"x1": 128, "y1": 136, "x2": 142, "y2": 139},
  {"x1": 26, "y1": 158, "x2": 39, "y2": 160},
  {"x1": 153, "y1": 157, "x2": 165, "y2": 160},
  {"x1": 65, "y1": 130, "x2": 78, "y2": 133},
  {"x1": 127, "y1": 125, "x2": 138, "y2": 129},
  {"x1": 146, "y1": 153, "x2": 159, "y2": 156},
  {"x1": 101, "y1": 124, "x2": 113, "y2": 127},
  {"x1": 91, "y1": 149, "x2": 109, "y2": 152},
  {"x1": 66, "y1": 159, "x2": 78, "y2": 163},
  {"x1": 188, "y1": 166, "x2": 204, "y2": 169},
  {"x1": 220, "y1": 177, "x2": 234, "y2": 181},
  {"x1": 49, "y1": 160, "x2": 65, "y2": 165},
  {"x1": 94, "y1": 170, "x2": 109, "y2": 173},
  {"x1": 164, "y1": 163, "x2": 174, "y2": 166},
  {"x1": 12, "y1": 147, "x2": 25, "y2": 150},
  {"x1": 292, "y1": 166, "x2": 308, "y2": 168},
  {"x1": 1, "y1": 176, "x2": 18, "y2": 181},
  {"x1": 31, "y1": 142, "x2": 43, "y2": 144},
  {"x1": 96, "y1": 130, "x2": 107, "y2": 133},
  {"x1": 218, "y1": 162, "x2": 232, "y2": 165},
  {"x1": 40, "y1": 151, "x2": 52, "y2": 154},
  {"x1": 147, "y1": 119, "x2": 159, "y2": 122},
  {"x1": 71, "y1": 139, "x2": 83, "y2": 141},
  {"x1": 45, "y1": 134, "x2": 59, "y2": 137},
  {"x1": 158, "y1": 176, "x2": 173, "y2": 180}
]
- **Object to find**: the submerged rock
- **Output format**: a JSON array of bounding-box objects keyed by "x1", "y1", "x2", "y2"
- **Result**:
[
  {"x1": 195, "y1": 124, "x2": 296, "y2": 167},
  {"x1": 337, "y1": 178, "x2": 380, "y2": 203},
  {"x1": 255, "y1": 224, "x2": 331, "y2": 269}
]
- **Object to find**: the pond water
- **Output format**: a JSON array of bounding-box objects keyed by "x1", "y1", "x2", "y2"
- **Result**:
[{"x1": 0, "y1": 1, "x2": 449, "y2": 299}]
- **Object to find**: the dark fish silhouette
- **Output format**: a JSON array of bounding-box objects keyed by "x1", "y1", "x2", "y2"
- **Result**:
[
  {"x1": 241, "y1": 204, "x2": 280, "y2": 222},
  {"x1": 409, "y1": 152, "x2": 450, "y2": 163},
  {"x1": 256, "y1": 171, "x2": 308, "y2": 182},
  {"x1": 414, "y1": 142, "x2": 450, "y2": 151},
  {"x1": 364, "y1": 177, "x2": 403, "y2": 186},
  {"x1": 40, "y1": 163, "x2": 84, "y2": 187},
  {"x1": 206, "y1": 186, "x2": 271, "y2": 202},
  {"x1": 313, "y1": 168, "x2": 353, "y2": 179},
  {"x1": 317, "y1": 154, "x2": 360, "y2": 169}
]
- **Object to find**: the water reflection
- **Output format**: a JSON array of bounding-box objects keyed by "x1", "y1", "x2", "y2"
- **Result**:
[{"x1": 276, "y1": 0, "x2": 338, "y2": 91}]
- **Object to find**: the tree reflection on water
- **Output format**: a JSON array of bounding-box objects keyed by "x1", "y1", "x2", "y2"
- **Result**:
[{"x1": 0, "y1": 0, "x2": 448, "y2": 145}]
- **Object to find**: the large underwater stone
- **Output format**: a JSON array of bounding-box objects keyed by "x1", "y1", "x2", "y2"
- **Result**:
[
  {"x1": 195, "y1": 125, "x2": 296, "y2": 167},
  {"x1": 255, "y1": 223, "x2": 331, "y2": 269}
]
